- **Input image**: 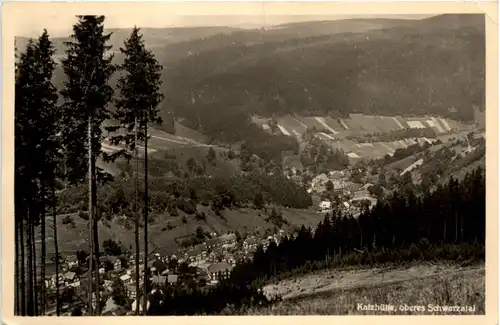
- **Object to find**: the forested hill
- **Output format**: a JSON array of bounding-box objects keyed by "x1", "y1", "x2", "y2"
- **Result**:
[
  {"x1": 160, "y1": 14, "x2": 484, "y2": 132},
  {"x1": 16, "y1": 14, "x2": 485, "y2": 146}
]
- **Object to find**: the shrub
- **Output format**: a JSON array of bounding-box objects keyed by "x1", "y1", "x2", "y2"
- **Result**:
[
  {"x1": 195, "y1": 212, "x2": 207, "y2": 221},
  {"x1": 78, "y1": 211, "x2": 89, "y2": 220},
  {"x1": 182, "y1": 200, "x2": 197, "y2": 215},
  {"x1": 62, "y1": 215, "x2": 73, "y2": 225}
]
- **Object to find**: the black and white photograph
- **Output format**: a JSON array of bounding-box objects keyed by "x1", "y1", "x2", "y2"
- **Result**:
[{"x1": 4, "y1": 1, "x2": 496, "y2": 320}]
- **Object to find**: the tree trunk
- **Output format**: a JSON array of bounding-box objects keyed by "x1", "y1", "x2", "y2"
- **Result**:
[
  {"x1": 134, "y1": 116, "x2": 140, "y2": 316},
  {"x1": 443, "y1": 218, "x2": 447, "y2": 243},
  {"x1": 461, "y1": 214, "x2": 464, "y2": 242},
  {"x1": 87, "y1": 117, "x2": 94, "y2": 316},
  {"x1": 15, "y1": 214, "x2": 20, "y2": 315},
  {"x1": 31, "y1": 212, "x2": 38, "y2": 316},
  {"x1": 40, "y1": 187, "x2": 46, "y2": 315},
  {"x1": 20, "y1": 214, "x2": 26, "y2": 315},
  {"x1": 91, "y1": 155, "x2": 101, "y2": 315},
  {"x1": 27, "y1": 209, "x2": 34, "y2": 316},
  {"x1": 52, "y1": 186, "x2": 60, "y2": 316},
  {"x1": 143, "y1": 122, "x2": 149, "y2": 315}
]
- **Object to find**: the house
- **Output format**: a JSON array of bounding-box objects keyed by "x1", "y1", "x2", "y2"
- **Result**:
[
  {"x1": 353, "y1": 188, "x2": 371, "y2": 198},
  {"x1": 206, "y1": 237, "x2": 222, "y2": 250},
  {"x1": 319, "y1": 200, "x2": 331, "y2": 212},
  {"x1": 362, "y1": 183, "x2": 374, "y2": 191},
  {"x1": 185, "y1": 244, "x2": 207, "y2": 262},
  {"x1": 220, "y1": 233, "x2": 237, "y2": 246},
  {"x1": 66, "y1": 255, "x2": 78, "y2": 268},
  {"x1": 120, "y1": 273, "x2": 132, "y2": 285},
  {"x1": 310, "y1": 173, "x2": 329, "y2": 192},
  {"x1": 63, "y1": 272, "x2": 80, "y2": 288},
  {"x1": 207, "y1": 262, "x2": 233, "y2": 281},
  {"x1": 63, "y1": 272, "x2": 78, "y2": 284},
  {"x1": 50, "y1": 274, "x2": 64, "y2": 288},
  {"x1": 103, "y1": 280, "x2": 114, "y2": 292},
  {"x1": 328, "y1": 171, "x2": 344, "y2": 179},
  {"x1": 152, "y1": 275, "x2": 166, "y2": 286},
  {"x1": 243, "y1": 238, "x2": 258, "y2": 250},
  {"x1": 127, "y1": 283, "x2": 138, "y2": 299},
  {"x1": 167, "y1": 274, "x2": 178, "y2": 285}
]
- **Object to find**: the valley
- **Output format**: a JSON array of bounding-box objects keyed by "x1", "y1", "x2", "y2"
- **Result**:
[{"x1": 15, "y1": 12, "x2": 487, "y2": 316}]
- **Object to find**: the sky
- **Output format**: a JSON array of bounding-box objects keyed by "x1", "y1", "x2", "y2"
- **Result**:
[{"x1": 15, "y1": 13, "x2": 436, "y2": 37}]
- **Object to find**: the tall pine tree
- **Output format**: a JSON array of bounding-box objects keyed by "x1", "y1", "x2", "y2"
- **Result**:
[
  {"x1": 34, "y1": 29, "x2": 60, "y2": 315},
  {"x1": 111, "y1": 26, "x2": 164, "y2": 315},
  {"x1": 15, "y1": 40, "x2": 42, "y2": 316},
  {"x1": 60, "y1": 15, "x2": 115, "y2": 315}
]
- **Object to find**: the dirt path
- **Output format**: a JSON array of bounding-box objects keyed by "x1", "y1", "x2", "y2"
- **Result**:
[{"x1": 263, "y1": 263, "x2": 484, "y2": 301}]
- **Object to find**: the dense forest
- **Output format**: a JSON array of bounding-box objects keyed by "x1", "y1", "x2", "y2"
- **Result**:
[
  {"x1": 145, "y1": 167, "x2": 485, "y2": 315},
  {"x1": 156, "y1": 15, "x2": 485, "y2": 146}
]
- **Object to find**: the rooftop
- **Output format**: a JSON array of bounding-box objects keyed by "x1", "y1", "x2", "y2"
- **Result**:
[{"x1": 207, "y1": 262, "x2": 233, "y2": 274}]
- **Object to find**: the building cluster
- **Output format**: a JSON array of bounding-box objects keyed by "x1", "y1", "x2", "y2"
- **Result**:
[
  {"x1": 308, "y1": 170, "x2": 377, "y2": 215},
  {"x1": 44, "y1": 228, "x2": 289, "y2": 316}
]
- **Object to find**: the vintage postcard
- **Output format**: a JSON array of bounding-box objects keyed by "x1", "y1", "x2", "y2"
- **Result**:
[{"x1": 2, "y1": 1, "x2": 498, "y2": 324}]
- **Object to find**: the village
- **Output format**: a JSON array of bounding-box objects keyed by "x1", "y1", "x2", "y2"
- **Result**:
[{"x1": 43, "y1": 227, "x2": 288, "y2": 316}]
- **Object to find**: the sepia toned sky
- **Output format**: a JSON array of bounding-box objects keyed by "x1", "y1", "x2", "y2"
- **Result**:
[{"x1": 15, "y1": 12, "x2": 436, "y2": 37}]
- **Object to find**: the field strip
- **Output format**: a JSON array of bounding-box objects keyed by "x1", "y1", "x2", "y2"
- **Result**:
[
  {"x1": 319, "y1": 132, "x2": 336, "y2": 141},
  {"x1": 151, "y1": 135, "x2": 189, "y2": 145},
  {"x1": 283, "y1": 266, "x2": 484, "y2": 302},
  {"x1": 379, "y1": 142, "x2": 396, "y2": 154},
  {"x1": 315, "y1": 117, "x2": 338, "y2": 135},
  {"x1": 291, "y1": 116, "x2": 308, "y2": 130},
  {"x1": 439, "y1": 118, "x2": 452, "y2": 132},
  {"x1": 391, "y1": 117, "x2": 406, "y2": 130},
  {"x1": 277, "y1": 124, "x2": 291, "y2": 136},
  {"x1": 137, "y1": 145, "x2": 157, "y2": 153},
  {"x1": 431, "y1": 117, "x2": 446, "y2": 133},
  {"x1": 339, "y1": 119, "x2": 350, "y2": 130}
]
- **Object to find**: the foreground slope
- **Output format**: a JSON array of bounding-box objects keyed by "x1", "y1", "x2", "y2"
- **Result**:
[{"x1": 250, "y1": 263, "x2": 484, "y2": 315}]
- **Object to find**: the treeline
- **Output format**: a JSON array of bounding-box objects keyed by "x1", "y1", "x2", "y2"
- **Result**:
[
  {"x1": 370, "y1": 142, "x2": 432, "y2": 169},
  {"x1": 347, "y1": 127, "x2": 438, "y2": 143},
  {"x1": 15, "y1": 16, "x2": 163, "y2": 316},
  {"x1": 146, "y1": 167, "x2": 485, "y2": 315}
]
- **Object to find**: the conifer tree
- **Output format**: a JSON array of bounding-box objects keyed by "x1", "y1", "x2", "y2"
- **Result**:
[
  {"x1": 15, "y1": 40, "x2": 43, "y2": 316},
  {"x1": 111, "y1": 26, "x2": 164, "y2": 315},
  {"x1": 16, "y1": 30, "x2": 61, "y2": 316},
  {"x1": 60, "y1": 15, "x2": 115, "y2": 315},
  {"x1": 34, "y1": 29, "x2": 60, "y2": 315}
]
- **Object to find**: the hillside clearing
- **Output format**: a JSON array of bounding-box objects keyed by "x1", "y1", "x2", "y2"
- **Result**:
[{"x1": 250, "y1": 263, "x2": 484, "y2": 315}]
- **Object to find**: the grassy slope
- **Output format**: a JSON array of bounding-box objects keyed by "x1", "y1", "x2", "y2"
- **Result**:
[
  {"x1": 246, "y1": 263, "x2": 484, "y2": 315},
  {"x1": 38, "y1": 205, "x2": 325, "y2": 264}
]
